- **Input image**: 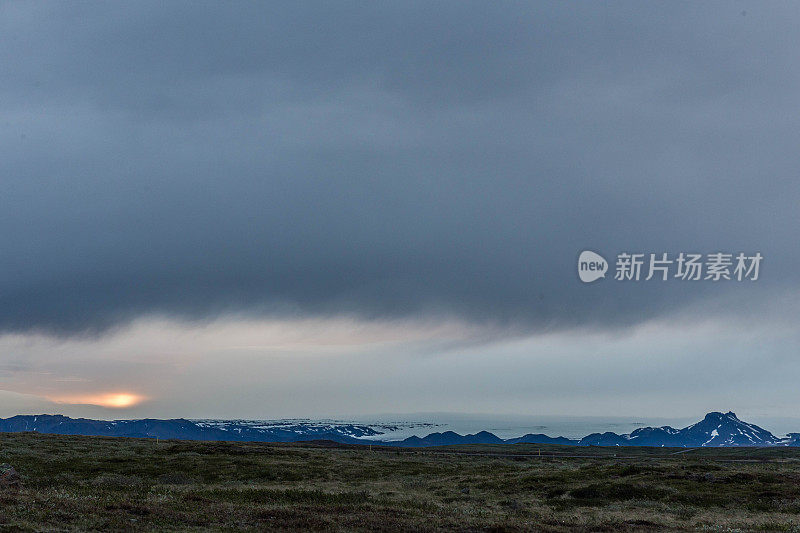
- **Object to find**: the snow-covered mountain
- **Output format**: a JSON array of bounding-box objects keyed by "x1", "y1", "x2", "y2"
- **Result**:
[
  {"x1": 0, "y1": 415, "x2": 427, "y2": 443},
  {"x1": 681, "y1": 411, "x2": 778, "y2": 446},
  {"x1": 579, "y1": 412, "x2": 788, "y2": 447}
]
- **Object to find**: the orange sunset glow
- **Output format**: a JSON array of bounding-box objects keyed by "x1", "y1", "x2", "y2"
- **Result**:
[{"x1": 51, "y1": 393, "x2": 145, "y2": 409}]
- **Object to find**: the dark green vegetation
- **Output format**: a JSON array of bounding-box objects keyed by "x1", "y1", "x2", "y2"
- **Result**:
[{"x1": 3, "y1": 433, "x2": 800, "y2": 531}]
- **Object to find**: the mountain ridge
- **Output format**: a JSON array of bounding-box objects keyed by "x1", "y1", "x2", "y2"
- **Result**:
[{"x1": 1, "y1": 411, "x2": 798, "y2": 447}]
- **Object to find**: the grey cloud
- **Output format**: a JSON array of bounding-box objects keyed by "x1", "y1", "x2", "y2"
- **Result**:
[{"x1": 0, "y1": 2, "x2": 798, "y2": 334}]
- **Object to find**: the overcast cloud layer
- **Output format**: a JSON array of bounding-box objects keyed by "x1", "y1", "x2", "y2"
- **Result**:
[{"x1": 1, "y1": 2, "x2": 799, "y2": 335}]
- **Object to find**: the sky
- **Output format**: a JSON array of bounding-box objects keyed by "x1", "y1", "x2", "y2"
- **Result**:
[{"x1": 0, "y1": 2, "x2": 798, "y2": 422}]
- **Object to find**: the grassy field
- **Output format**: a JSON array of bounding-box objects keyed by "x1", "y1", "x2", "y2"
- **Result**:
[{"x1": 3, "y1": 433, "x2": 800, "y2": 531}]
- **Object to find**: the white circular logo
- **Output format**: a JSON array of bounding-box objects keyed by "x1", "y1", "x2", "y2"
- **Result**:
[{"x1": 578, "y1": 250, "x2": 608, "y2": 283}]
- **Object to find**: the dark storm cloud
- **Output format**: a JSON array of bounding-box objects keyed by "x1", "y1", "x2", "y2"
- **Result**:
[{"x1": 0, "y1": 2, "x2": 798, "y2": 334}]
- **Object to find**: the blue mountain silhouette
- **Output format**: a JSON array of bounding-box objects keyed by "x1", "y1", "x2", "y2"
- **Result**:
[{"x1": 1, "y1": 411, "x2": 797, "y2": 447}]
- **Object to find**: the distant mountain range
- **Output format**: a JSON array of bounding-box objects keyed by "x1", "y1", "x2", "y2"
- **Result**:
[
  {"x1": 1, "y1": 411, "x2": 798, "y2": 447},
  {"x1": 577, "y1": 412, "x2": 799, "y2": 447}
]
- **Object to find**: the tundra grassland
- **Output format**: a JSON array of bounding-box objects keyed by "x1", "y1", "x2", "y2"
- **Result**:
[{"x1": 2, "y1": 432, "x2": 800, "y2": 531}]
